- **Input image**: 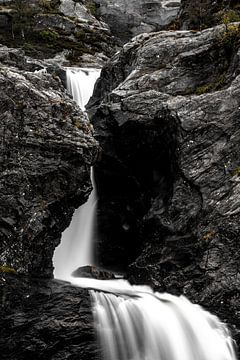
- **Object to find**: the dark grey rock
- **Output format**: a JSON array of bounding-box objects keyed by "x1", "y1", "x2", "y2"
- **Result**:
[
  {"x1": 0, "y1": 0, "x2": 113, "y2": 66},
  {"x1": 179, "y1": 0, "x2": 240, "y2": 30},
  {"x1": 89, "y1": 24, "x2": 240, "y2": 344},
  {"x1": 91, "y1": 0, "x2": 181, "y2": 43},
  {"x1": 0, "y1": 45, "x2": 99, "y2": 277},
  {"x1": 72, "y1": 265, "x2": 115, "y2": 279},
  {"x1": 0, "y1": 273, "x2": 100, "y2": 360}
]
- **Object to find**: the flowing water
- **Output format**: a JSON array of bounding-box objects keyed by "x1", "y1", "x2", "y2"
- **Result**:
[
  {"x1": 66, "y1": 67, "x2": 101, "y2": 109},
  {"x1": 54, "y1": 67, "x2": 237, "y2": 360},
  {"x1": 53, "y1": 67, "x2": 100, "y2": 279}
]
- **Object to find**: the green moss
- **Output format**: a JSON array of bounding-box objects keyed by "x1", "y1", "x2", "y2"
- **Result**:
[
  {"x1": 189, "y1": 74, "x2": 226, "y2": 96},
  {"x1": 202, "y1": 230, "x2": 216, "y2": 242},
  {"x1": 0, "y1": 265, "x2": 16, "y2": 274},
  {"x1": 75, "y1": 29, "x2": 85, "y2": 40},
  {"x1": 39, "y1": 29, "x2": 59, "y2": 41},
  {"x1": 85, "y1": 1, "x2": 97, "y2": 17},
  {"x1": 74, "y1": 120, "x2": 83, "y2": 129},
  {"x1": 184, "y1": 73, "x2": 226, "y2": 95},
  {"x1": 39, "y1": 0, "x2": 56, "y2": 12},
  {"x1": 219, "y1": 10, "x2": 240, "y2": 25},
  {"x1": 220, "y1": 23, "x2": 240, "y2": 48},
  {"x1": 233, "y1": 167, "x2": 240, "y2": 176}
]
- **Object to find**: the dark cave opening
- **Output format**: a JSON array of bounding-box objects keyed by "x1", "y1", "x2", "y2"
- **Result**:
[{"x1": 94, "y1": 108, "x2": 179, "y2": 272}]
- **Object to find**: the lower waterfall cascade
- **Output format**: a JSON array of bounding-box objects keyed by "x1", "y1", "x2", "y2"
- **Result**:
[{"x1": 53, "y1": 67, "x2": 238, "y2": 360}]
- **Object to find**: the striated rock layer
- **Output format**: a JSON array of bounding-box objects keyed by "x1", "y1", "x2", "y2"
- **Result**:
[
  {"x1": 89, "y1": 24, "x2": 240, "y2": 344},
  {"x1": 0, "y1": 45, "x2": 99, "y2": 277}
]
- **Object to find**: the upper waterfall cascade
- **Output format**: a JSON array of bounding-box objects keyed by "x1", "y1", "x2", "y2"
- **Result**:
[
  {"x1": 53, "y1": 67, "x2": 237, "y2": 360},
  {"x1": 66, "y1": 67, "x2": 101, "y2": 110},
  {"x1": 53, "y1": 67, "x2": 100, "y2": 280}
]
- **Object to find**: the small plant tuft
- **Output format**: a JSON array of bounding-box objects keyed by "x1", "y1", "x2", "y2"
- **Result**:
[
  {"x1": 0, "y1": 265, "x2": 17, "y2": 274},
  {"x1": 39, "y1": 29, "x2": 59, "y2": 41}
]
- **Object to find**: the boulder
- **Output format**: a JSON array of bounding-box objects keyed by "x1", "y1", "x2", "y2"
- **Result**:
[{"x1": 72, "y1": 265, "x2": 115, "y2": 279}]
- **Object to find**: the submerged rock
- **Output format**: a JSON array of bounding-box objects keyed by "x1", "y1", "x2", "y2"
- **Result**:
[
  {"x1": 89, "y1": 23, "x2": 240, "y2": 344},
  {"x1": 0, "y1": 273, "x2": 100, "y2": 360},
  {"x1": 72, "y1": 265, "x2": 115, "y2": 279},
  {"x1": 0, "y1": 45, "x2": 99, "y2": 277}
]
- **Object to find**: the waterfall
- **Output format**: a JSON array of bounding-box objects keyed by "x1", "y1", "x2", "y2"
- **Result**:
[
  {"x1": 91, "y1": 288, "x2": 236, "y2": 360},
  {"x1": 68, "y1": 276, "x2": 237, "y2": 360},
  {"x1": 53, "y1": 67, "x2": 101, "y2": 280},
  {"x1": 53, "y1": 67, "x2": 237, "y2": 360},
  {"x1": 66, "y1": 67, "x2": 101, "y2": 109}
]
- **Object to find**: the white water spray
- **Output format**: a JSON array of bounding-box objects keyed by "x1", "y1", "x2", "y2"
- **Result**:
[
  {"x1": 53, "y1": 67, "x2": 237, "y2": 360},
  {"x1": 53, "y1": 67, "x2": 100, "y2": 280}
]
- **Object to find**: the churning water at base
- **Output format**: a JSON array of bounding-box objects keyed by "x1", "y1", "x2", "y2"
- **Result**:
[
  {"x1": 53, "y1": 67, "x2": 237, "y2": 360},
  {"x1": 53, "y1": 67, "x2": 100, "y2": 279}
]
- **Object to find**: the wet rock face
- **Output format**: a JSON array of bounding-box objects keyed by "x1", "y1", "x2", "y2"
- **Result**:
[
  {"x1": 0, "y1": 274, "x2": 100, "y2": 360},
  {"x1": 0, "y1": 46, "x2": 99, "y2": 277},
  {"x1": 89, "y1": 24, "x2": 240, "y2": 340},
  {"x1": 91, "y1": 0, "x2": 181, "y2": 43}
]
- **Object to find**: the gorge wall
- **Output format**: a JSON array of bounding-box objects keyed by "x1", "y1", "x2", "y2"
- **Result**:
[
  {"x1": 0, "y1": 45, "x2": 100, "y2": 359},
  {"x1": 89, "y1": 24, "x2": 240, "y2": 344},
  {"x1": 0, "y1": 46, "x2": 99, "y2": 277}
]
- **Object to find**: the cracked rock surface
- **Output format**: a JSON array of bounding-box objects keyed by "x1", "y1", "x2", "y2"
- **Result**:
[
  {"x1": 0, "y1": 45, "x2": 99, "y2": 277},
  {"x1": 89, "y1": 24, "x2": 240, "y2": 344}
]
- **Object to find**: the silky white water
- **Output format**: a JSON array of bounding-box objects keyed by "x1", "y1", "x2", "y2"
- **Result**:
[
  {"x1": 53, "y1": 67, "x2": 237, "y2": 360},
  {"x1": 91, "y1": 288, "x2": 236, "y2": 360},
  {"x1": 53, "y1": 67, "x2": 100, "y2": 279},
  {"x1": 66, "y1": 67, "x2": 101, "y2": 110}
]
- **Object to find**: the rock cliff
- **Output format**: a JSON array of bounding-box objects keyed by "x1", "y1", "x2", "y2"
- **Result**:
[
  {"x1": 89, "y1": 23, "x2": 240, "y2": 343},
  {"x1": 0, "y1": 43, "x2": 101, "y2": 359},
  {"x1": 0, "y1": 45, "x2": 99, "y2": 277}
]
